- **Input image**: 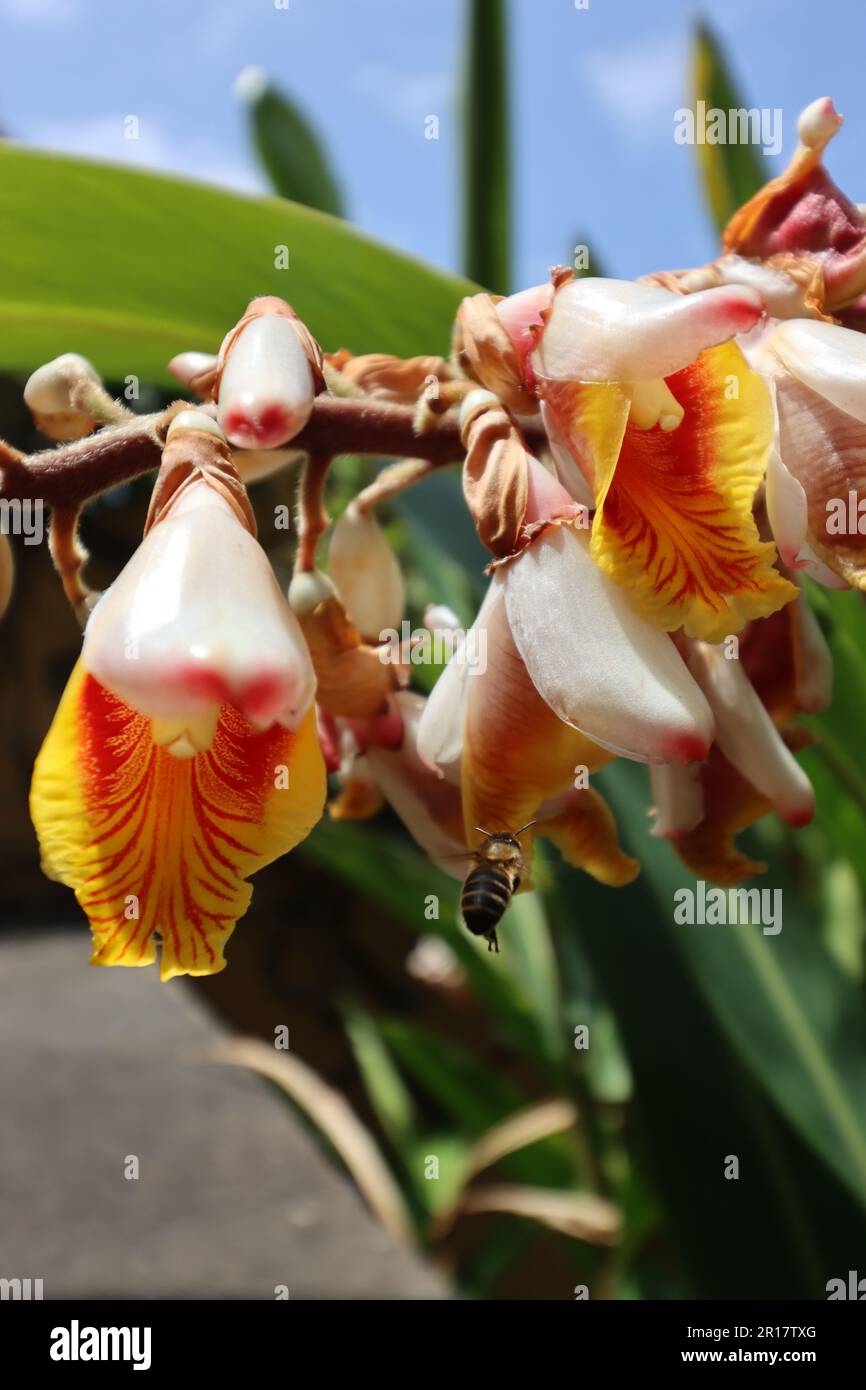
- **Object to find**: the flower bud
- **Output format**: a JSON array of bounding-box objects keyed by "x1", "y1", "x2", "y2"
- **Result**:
[
  {"x1": 217, "y1": 300, "x2": 321, "y2": 449},
  {"x1": 168, "y1": 351, "x2": 219, "y2": 393},
  {"x1": 23, "y1": 353, "x2": 101, "y2": 441},
  {"x1": 288, "y1": 567, "x2": 337, "y2": 615},
  {"x1": 327, "y1": 502, "x2": 404, "y2": 639},
  {"x1": 165, "y1": 409, "x2": 226, "y2": 440},
  {"x1": 796, "y1": 97, "x2": 842, "y2": 151}
]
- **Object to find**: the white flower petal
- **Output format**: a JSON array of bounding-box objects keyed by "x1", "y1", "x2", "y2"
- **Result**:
[
  {"x1": 687, "y1": 642, "x2": 814, "y2": 826},
  {"x1": 83, "y1": 480, "x2": 315, "y2": 728},
  {"x1": 797, "y1": 544, "x2": 851, "y2": 589},
  {"x1": 649, "y1": 762, "x2": 704, "y2": 838},
  {"x1": 766, "y1": 318, "x2": 866, "y2": 424},
  {"x1": 502, "y1": 525, "x2": 714, "y2": 764},
  {"x1": 416, "y1": 580, "x2": 501, "y2": 783},
  {"x1": 366, "y1": 692, "x2": 466, "y2": 878},
  {"x1": 532, "y1": 278, "x2": 764, "y2": 384},
  {"x1": 715, "y1": 255, "x2": 816, "y2": 320},
  {"x1": 765, "y1": 444, "x2": 809, "y2": 568}
]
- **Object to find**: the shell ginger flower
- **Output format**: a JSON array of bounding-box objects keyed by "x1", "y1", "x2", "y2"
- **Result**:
[{"x1": 30, "y1": 413, "x2": 326, "y2": 980}]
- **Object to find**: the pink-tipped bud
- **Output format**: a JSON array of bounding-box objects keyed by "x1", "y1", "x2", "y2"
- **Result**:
[
  {"x1": 796, "y1": 97, "x2": 842, "y2": 152},
  {"x1": 218, "y1": 312, "x2": 317, "y2": 449}
]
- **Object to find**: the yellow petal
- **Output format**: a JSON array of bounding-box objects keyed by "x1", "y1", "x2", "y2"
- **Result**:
[
  {"x1": 30, "y1": 660, "x2": 326, "y2": 980},
  {"x1": 544, "y1": 344, "x2": 796, "y2": 641}
]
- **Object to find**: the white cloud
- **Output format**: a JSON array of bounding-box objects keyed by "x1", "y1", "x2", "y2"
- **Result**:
[
  {"x1": 24, "y1": 114, "x2": 265, "y2": 196},
  {"x1": 0, "y1": 0, "x2": 80, "y2": 22},
  {"x1": 583, "y1": 33, "x2": 685, "y2": 145},
  {"x1": 355, "y1": 65, "x2": 451, "y2": 128}
]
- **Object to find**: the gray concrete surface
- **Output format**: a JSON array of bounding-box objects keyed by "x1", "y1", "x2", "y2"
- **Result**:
[{"x1": 0, "y1": 930, "x2": 448, "y2": 1299}]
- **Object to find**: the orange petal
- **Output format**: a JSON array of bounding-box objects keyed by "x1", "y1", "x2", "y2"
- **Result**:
[
  {"x1": 541, "y1": 791, "x2": 638, "y2": 887},
  {"x1": 461, "y1": 589, "x2": 611, "y2": 844},
  {"x1": 30, "y1": 661, "x2": 326, "y2": 980},
  {"x1": 671, "y1": 727, "x2": 814, "y2": 887},
  {"x1": 670, "y1": 744, "x2": 770, "y2": 886}
]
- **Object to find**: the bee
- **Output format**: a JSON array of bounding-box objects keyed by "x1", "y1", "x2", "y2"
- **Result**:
[{"x1": 460, "y1": 822, "x2": 535, "y2": 953}]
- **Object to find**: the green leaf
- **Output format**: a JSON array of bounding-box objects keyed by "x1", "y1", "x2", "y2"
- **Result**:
[
  {"x1": 496, "y1": 891, "x2": 565, "y2": 1066},
  {"x1": 237, "y1": 69, "x2": 345, "y2": 217},
  {"x1": 547, "y1": 856, "x2": 866, "y2": 1296},
  {"x1": 380, "y1": 1019, "x2": 576, "y2": 1190},
  {"x1": 343, "y1": 1006, "x2": 420, "y2": 1152},
  {"x1": 302, "y1": 818, "x2": 556, "y2": 1072},
  {"x1": 0, "y1": 147, "x2": 476, "y2": 384},
  {"x1": 691, "y1": 22, "x2": 769, "y2": 233},
  {"x1": 461, "y1": 0, "x2": 510, "y2": 291},
  {"x1": 599, "y1": 759, "x2": 866, "y2": 1214}
]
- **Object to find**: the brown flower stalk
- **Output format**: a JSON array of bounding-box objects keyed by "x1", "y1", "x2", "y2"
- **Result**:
[{"x1": 0, "y1": 395, "x2": 547, "y2": 512}]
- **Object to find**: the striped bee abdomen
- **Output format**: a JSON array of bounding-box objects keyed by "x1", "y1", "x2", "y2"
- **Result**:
[{"x1": 461, "y1": 865, "x2": 517, "y2": 950}]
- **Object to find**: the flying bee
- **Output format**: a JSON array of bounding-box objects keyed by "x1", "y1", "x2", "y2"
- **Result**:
[{"x1": 459, "y1": 822, "x2": 535, "y2": 953}]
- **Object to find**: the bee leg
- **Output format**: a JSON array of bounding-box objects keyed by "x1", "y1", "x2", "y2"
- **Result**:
[{"x1": 486, "y1": 930, "x2": 500, "y2": 954}]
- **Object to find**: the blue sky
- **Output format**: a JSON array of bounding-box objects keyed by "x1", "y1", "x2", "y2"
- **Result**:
[{"x1": 2, "y1": 0, "x2": 865, "y2": 289}]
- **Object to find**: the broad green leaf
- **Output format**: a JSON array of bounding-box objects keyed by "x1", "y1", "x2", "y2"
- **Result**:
[
  {"x1": 599, "y1": 759, "x2": 866, "y2": 1214},
  {"x1": 461, "y1": 0, "x2": 510, "y2": 291},
  {"x1": 496, "y1": 892, "x2": 565, "y2": 1066},
  {"x1": 0, "y1": 146, "x2": 475, "y2": 384},
  {"x1": 691, "y1": 22, "x2": 770, "y2": 234},
  {"x1": 547, "y1": 856, "x2": 866, "y2": 1296},
  {"x1": 237, "y1": 70, "x2": 345, "y2": 217}
]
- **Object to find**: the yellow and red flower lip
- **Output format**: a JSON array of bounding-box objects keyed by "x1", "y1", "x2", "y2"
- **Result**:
[
  {"x1": 495, "y1": 276, "x2": 796, "y2": 644},
  {"x1": 31, "y1": 662, "x2": 326, "y2": 981}
]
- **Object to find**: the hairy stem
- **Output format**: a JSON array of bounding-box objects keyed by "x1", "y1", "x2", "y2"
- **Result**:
[
  {"x1": 295, "y1": 454, "x2": 332, "y2": 573},
  {"x1": 0, "y1": 396, "x2": 545, "y2": 510}
]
